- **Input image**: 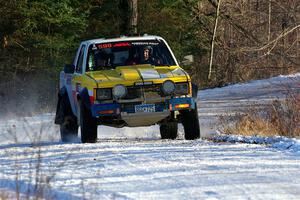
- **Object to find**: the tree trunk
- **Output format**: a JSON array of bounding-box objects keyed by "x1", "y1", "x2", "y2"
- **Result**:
[
  {"x1": 208, "y1": 0, "x2": 222, "y2": 80},
  {"x1": 129, "y1": 0, "x2": 138, "y2": 34},
  {"x1": 3, "y1": 35, "x2": 8, "y2": 48},
  {"x1": 119, "y1": 0, "x2": 129, "y2": 34}
]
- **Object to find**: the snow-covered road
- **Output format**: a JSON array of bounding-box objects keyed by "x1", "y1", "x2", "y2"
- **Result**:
[
  {"x1": 0, "y1": 74, "x2": 299, "y2": 199},
  {"x1": 1, "y1": 139, "x2": 300, "y2": 199}
]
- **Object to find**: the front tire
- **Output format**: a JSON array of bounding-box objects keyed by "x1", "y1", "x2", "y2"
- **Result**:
[
  {"x1": 57, "y1": 94, "x2": 78, "y2": 142},
  {"x1": 160, "y1": 122, "x2": 178, "y2": 139},
  {"x1": 181, "y1": 103, "x2": 200, "y2": 140},
  {"x1": 80, "y1": 101, "x2": 97, "y2": 143}
]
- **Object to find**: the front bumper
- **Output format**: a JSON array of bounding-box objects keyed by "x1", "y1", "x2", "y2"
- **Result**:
[{"x1": 91, "y1": 97, "x2": 196, "y2": 118}]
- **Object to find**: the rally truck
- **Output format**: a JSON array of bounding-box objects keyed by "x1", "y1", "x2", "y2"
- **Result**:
[{"x1": 55, "y1": 35, "x2": 200, "y2": 143}]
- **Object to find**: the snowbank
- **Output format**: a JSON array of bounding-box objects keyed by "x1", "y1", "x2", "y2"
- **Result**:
[{"x1": 213, "y1": 133, "x2": 300, "y2": 152}]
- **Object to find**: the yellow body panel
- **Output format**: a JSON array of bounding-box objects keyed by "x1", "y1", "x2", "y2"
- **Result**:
[{"x1": 74, "y1": 64, "x2": 192, "y2": 98}]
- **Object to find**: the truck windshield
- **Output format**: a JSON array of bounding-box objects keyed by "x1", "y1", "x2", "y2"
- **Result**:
[{"x1": 86, "y1": 40, "x2": 176, "y2": 71}]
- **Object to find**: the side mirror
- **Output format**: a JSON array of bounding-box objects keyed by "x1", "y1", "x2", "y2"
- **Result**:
[
  {"x1": 64, "y1": 64, "x2": 75, "y2": 74},
  {"x1": 180, "y1": 55, "x2": 194, "y2": 66}
]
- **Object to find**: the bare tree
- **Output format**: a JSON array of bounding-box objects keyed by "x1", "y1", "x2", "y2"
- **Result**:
[
  {"x1": 208, "y1": 0, "x2": 222, "y2": 80},
  {"x1": 129, "y1": 0, "x2": 138, "y2": 34},
  {"x1": 196, "y1": 0, "x2": 300, "y2": 85}
]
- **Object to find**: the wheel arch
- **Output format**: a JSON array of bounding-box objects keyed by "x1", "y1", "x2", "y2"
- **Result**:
[
  {"x1": 78, "y1": 87, "x2": 92, "y2": 110},
  {"x1": 55, "y1": 87, "x2": 72, "y2": 124}
]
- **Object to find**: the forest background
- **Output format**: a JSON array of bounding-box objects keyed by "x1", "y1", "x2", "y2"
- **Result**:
[{"x1": 0, "y1": 0, "x2": 299, "y2": 114}]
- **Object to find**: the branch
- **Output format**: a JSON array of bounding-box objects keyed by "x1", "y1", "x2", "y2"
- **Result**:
[
  {"x1": 207, "y1": 0, "x2": 261, "y2": 44},
  {"x1": 234, "y1": 24, "x2": 300, "y2": 53}
]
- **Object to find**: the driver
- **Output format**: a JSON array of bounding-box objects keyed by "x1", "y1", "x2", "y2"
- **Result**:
[{"x1": 141, "y1": 46, "x2": 160, "y2": 65}]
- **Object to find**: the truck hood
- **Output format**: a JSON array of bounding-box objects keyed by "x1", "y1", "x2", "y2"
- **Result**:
[{"x1": 86, "y1": 65, "x2": 189, "y2": 84}]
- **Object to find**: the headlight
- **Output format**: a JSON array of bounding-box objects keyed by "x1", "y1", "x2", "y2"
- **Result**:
[
  {"x1": 162, "y1": 80, "x2": 175, "y2": 95},
  {"x1": 96, "y1": 88, "x2": 112, "y2": 100},
  {"x1": 175, "y1": 83, "x2": 189, "y2": 95},
  {"x1": 112, "y1": 84, "x2": 127, "y2": 98}
]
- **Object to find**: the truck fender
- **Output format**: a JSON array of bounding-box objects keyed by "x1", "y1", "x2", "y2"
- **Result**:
[
  {"x1": 55, "y1": 87, "x2": 71, "y2": 124},
  {"x1": 78, "y1": 88, "x2": 92, "y2": 110}
]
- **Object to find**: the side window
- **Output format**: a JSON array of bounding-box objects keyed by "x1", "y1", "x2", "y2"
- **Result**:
[
  {"x1": 76, "y1": 45, "x2": 85, "y2": 73},
  {"x1": 87, "y1": 53, "x2": 95, "y2": 72}
]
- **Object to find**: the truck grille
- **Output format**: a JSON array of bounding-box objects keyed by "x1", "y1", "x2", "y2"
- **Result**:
[
  {"x1": 123, "y1": 84, "x2": 162, "y2": 100},
  {"x1": 143, "y1": 84, "x2": 161, "y2": 99},
  {"x1": 124, "y1": 87, "x2": 142, "y2": 99}
]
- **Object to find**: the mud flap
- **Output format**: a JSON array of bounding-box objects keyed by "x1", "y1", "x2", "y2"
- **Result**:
[{"x1": 54, "y1": 96, "x2": 64, "y2": 124}]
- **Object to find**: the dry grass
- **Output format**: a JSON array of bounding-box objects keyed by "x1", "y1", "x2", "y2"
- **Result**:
[
  {"x1": 220, "y1": 92, "x2": 300, "y2": 138},
  {"x1": 0, "y1": 190, "x2": 10, "y2": 200},
  {"x1": 1, "y1": 119, "x2": 66, "y2": 200}
]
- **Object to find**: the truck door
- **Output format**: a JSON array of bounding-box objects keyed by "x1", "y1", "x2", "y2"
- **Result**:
[{"x1": 72, "y1": 44, "x2": 86, "y2": 115}]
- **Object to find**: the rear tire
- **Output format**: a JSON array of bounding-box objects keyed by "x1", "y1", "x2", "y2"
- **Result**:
[
  {"x1": 160, "y1": 122, "x2": 178, "y2": 139},
  {"x1": 181, "y1": 103, "x2": 200, "y2": 140},
  {"x1": 80, "y1": 101, "x2": 97, "y2": 143},
  {"x1": 58, "y1": 94, "x2": 78, "y2": 142}
]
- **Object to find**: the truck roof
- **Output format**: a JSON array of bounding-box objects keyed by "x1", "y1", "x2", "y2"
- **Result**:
[{"x1": 83, "y1": 35, "x2": 165, "y2": 45}]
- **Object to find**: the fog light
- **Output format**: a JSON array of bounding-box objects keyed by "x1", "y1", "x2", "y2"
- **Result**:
[
  {"x1": 162, "y1": 80, "x2": 175, "y2": 95},
  {"x1": 112, "y1": 84, "x2": 127, "y2": 99}
]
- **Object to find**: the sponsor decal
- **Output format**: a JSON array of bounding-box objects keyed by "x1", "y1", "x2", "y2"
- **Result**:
[
  {"x1": 113, "y1": 42, "x2": 131, "y2": 47},
  {"x1": 135, "y1": 81, "x2": 153, "y2": 86},
  {"x1": 96, "y1": 41, "x2": 159, "y2": 49},
  {"x1": 92, "y1": 44, "x2": 97, "y2": 50},
  {"x1": 97, "y1": 42, "x2": 132, "y2": 49},
  {"x1": 131, "y1": 42, "x2": 159, "y2": 46}
]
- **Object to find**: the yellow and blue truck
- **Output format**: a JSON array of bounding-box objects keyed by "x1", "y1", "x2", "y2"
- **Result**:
[{"x1": 55, "y1": 35, "x2": 200, "y2": 143}]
